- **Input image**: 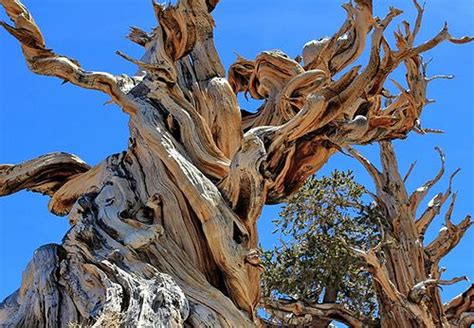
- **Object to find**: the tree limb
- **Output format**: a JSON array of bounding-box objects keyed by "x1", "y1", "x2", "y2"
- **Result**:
[
  {"x1": 416, "y1": 168, "x2": 460, "y2": 241},
  {"x1": 0, "y1": 0, "x2": 137, "y2": 113},
  {"x1": 425, "y1": 213, "x2": 472, "y2": 267},
  {"x1": 349, "y1": 245, "x2": 404, "y2": 305},
  {"x1": 403, "y1": 160, "x2": 417, "y2": 183},
  {"x1": 445, "y1": 284, "x2": 474, "y2": 327},
  {"x1": 303, "y1": 0, "x2": 374, "y2": 75},
  {"x1": 409, "y1": 276, "x2": 468, "y2": 304},
  {"x1": 222, "y1": 0, "x2": 473, "y2": 205},
  {"x1": 409, "y1": 147, "x2": 445, "y2": 214},
  {"x1": 0, "y1": 153, "x2": 90, "y2": 198},
  {"x1": 261, "y1": 299, "x2": 368, "y2": 328},
  {"x1": 346, "y1": 146, "x2": 383, "y2": 191},
  {"x1": 396, "y1": 22, "x2": 474, "y2": 62},
  {"x1": 127, "y1": 26, "x2": 152, "y2": 47}
]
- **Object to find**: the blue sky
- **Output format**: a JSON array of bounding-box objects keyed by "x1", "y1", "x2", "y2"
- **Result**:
[{"x1": 0, "y1": 0, "x2": 473, "y2": 313}]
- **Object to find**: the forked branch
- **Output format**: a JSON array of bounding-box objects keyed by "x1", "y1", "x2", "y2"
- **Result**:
[
  {"x1": 409, "y1": 147, "x2": 446, "y2": 214},
  {"x1": 425, "y1": 213, "x2": 472, "y2": 267},
  {"x1": 416, "y1": 169, "x2": 461, "y2": 241}
]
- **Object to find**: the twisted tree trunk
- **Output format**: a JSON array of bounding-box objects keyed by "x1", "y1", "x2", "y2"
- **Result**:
[
  {"x1": 348, "y1": 142, "x2": 473, "y2": 328},
  {"x1": 0, "y1": 0, "x2": 472, "y2": 326}
]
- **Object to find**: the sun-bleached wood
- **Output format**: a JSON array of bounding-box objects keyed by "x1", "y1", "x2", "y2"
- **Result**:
[
  {"x1": 261, "y1": 143, "x2": 472, "y2": 327},
  {"x1": 0, "y1": 0, "x2": 472, "y2": 326},
  {"x1": 347, "y1": 142, "x2": 472, "y2": 328}
]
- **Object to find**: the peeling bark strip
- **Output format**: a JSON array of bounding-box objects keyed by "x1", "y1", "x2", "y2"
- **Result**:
[{"x1": 0, "y1": 0, "x2": 472, "y2": 326}]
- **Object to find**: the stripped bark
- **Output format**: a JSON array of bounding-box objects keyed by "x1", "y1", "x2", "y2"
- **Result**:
[{"x1": 0, "y1": 0, "x2": 472, "y2": 326}]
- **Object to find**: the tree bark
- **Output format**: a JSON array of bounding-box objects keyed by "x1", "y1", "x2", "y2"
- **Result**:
[{"x1": 0, "y1": 0, "x2": 472, "y2": 326}]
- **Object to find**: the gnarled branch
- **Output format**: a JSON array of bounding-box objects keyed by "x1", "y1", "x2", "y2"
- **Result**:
[
  {"x1": 445, "y1": 284, "x2": 474, "y2": 328},
  {"x1": 0, "y1": 153, "x2": 89, "y2": 197},
  {"x1": 409, "y1": 147, "x2": 445, "y2": 214},
  {"x1": 409, "y1": 276, "x2": 468, "y2": 304},
  {"x1": 261, "y1": 299, "x2": 368, "y2": 328},
  {"x1": 0, "y1": 0, "x2": 137, "y2": 113},
  {"x1": 425, "y1": 212, "x2": 472, "y2": 268},
  {"x1": 346, "y1": 146, "x2": 383, "y2": 192},
  {"x1": 416, "y1": 169, "x2": 460, "y2": 240},
  {"x1": 224, "y1": 1, "x2": 472, "y2": 203}
]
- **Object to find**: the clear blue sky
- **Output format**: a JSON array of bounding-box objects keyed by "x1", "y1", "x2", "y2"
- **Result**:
[{"x1": 1, "y1": 0, "x2": 473, "y2": 310}]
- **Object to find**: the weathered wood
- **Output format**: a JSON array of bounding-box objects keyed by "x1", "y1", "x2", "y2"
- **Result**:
[
  {"x1": 445, "y1": 284, "x2": 474, "y2": 328},
  {"x1": 0, "y1": 0, "x2": 472, "y2": 326},
  {"x1": 348, "y1": 142, "x2": 473, "y2": 328},
  {"x1": 261, "y1": 299, "x2": 367, "y2": 328},
  {"x1": 0, "y1": 152, "x2": 89, "y2": 197}
]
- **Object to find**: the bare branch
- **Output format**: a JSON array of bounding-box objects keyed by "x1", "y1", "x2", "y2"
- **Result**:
[
  {"x1": 445, "y1": 284, "x2": 474, "y2": 327},
  {"x1": 416, "y1": 192, "x2": 443, "y2": 237},
  {"x1": 303, "y1": 0, "x2": 374, "y2": 75},
  {"x1": 127, "y1": 26, "x2": 152, "y2": 47},
  {"x1": 409, "y1": 276, "x2": 468, "y2": 304},
  {"x1": 416, "y1": 169, "x2": 460, "y2": 239},
  {"x1": 409, "y1": 147, "x2": 445, "y2": 214},
  {"x1": 345, "y1": 242, "x2": 404, "y2": 305},
  {"x1": 0, "y1": 0, "x2": 137, "y2": 113},
  {"x1": 409, "y1": 0, "x2": 425, "y2": 44},
  {"x1": 425, "y1": 214, "x2": 473, "y2": 265},
  {"x1": 403, "y1": 160, "x2": 417, "y2": 183},
  {"x1": 0, "y1": 153, "x2": 90, "y2": 197},
  {"x1": 261, "y1": 299, "x2": 368, "y2": 328},
  {"x1": 426, "y1": 74, "x2": 454, "y2": 82},
  {"x1": 116, "y1": 50, "x2": 175, "y2": 85},
  {"x1": 444, "y1": 192, "x2": 458, "y2": 229},
  {"x1": 438, "y1": 276, "x2": 469, "y2": 286},
  {"x1": 397, "y1": 22, "x2": 474, "y2": 62},
  {"x1": 346, "y1": 146, "x2": 383, "y2": 191}
]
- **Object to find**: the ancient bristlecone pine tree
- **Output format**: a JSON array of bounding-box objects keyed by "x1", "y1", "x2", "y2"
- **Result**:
[
  {"x1": 0, "y1": 0, "x2": 472, "y2": 326},
  {"x1": 261, "y1": 143, "x2": 473, "y2": 327}
]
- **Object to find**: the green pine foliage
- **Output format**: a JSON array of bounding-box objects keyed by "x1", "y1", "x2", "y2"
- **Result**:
[{"x1": 262, "y1": 170, "x2": 380, "y2": 320}]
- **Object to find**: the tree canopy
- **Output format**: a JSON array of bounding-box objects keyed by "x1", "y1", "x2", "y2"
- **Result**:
[{"x1": 262, "y1": 171, "x2": 379, "y2": 326}]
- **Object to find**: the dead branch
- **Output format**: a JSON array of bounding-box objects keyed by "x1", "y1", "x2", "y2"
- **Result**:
[
  {"x1": 416, "y1": 169, "x2": 461, "y2": 240},
  {"x1": 261, "y1": 299, "x2": 368, "y2": 328},
  {"x1": 0, "y1": 0, "x2": 137, "y2": 113},
  {"x1": 425, "y1": 213, "x2": 472, "y2": 268},
  {"x1": 409, "y1": 147, "x2": 445, "y2": 214},
  {"x1": 0, "y1": 153, "x2": 89, "y2": 197},
  {"x1": 445, "y1": 284, "x2": 474, "y2": 327}
]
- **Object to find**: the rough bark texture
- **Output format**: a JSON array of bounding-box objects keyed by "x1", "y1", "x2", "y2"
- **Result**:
[
  {"x1": 346, "y1": 142, "x2": 473, "y2": 328},
  {"x1": 0, "y1": 0, "x2": 472, "y2": 327}
]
